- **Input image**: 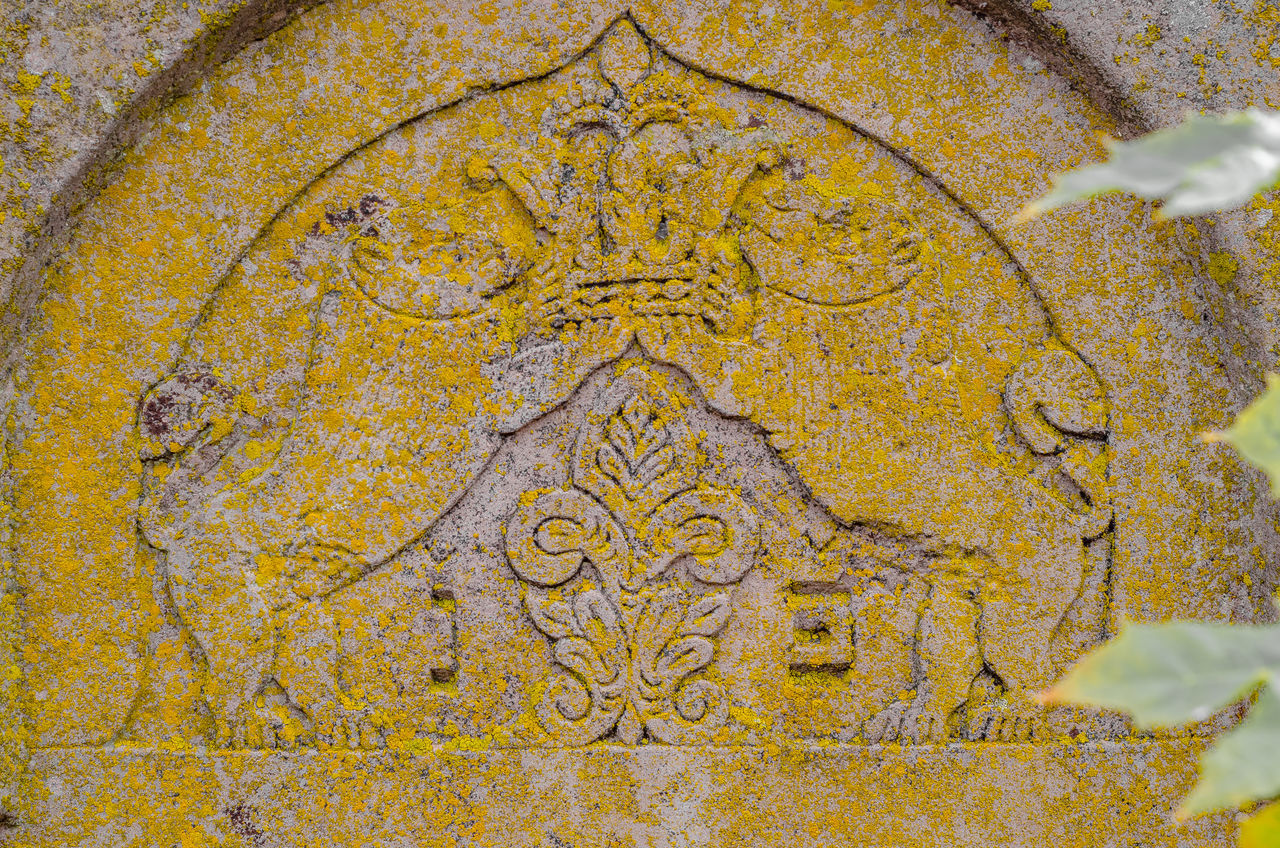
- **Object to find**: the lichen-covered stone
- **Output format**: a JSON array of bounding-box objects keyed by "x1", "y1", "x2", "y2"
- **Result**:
[{"x1": 0, "y1": 1, "x2": 1273, "y2": 845}]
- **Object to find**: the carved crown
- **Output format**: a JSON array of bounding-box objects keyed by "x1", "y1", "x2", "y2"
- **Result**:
[
  {"x1": 337, "y1": 17, "x2": 939, "y2": 340},
  {"x1": 470, "y1": 19, "x2": 781, "y2": 337}
]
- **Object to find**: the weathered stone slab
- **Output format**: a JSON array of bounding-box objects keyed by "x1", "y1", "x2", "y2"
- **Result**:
[
  {"x1": 18, "y1": 743, "x2": 1228, "y2": 847},
  {"x1": 1, "y1": 1, "x2": 1268, "y2": 844}
]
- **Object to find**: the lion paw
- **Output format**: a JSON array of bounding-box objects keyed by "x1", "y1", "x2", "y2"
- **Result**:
[
  {"x1": 217, "y1": 698, "x2": 312, "y2": 750},
  {"x1": 317, "y1": 708, "x2": 387, "y2": 750},
  {"x1": 863, "y1": 703, "x2": 910, "y2": 743},
  {"x1": 901, "y1": 709, "x2": 952, "y2": 743},
  {"x1": 967, "y1": 694, "x2": 1047, "y2": 742}
]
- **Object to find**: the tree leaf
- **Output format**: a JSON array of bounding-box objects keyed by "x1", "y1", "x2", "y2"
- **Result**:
[
  {"x1": 1211, "y1": 374, "x2": 1280, "y2": 497},
  {"x1": 1022, "y1": 109, "x2": 1280, "y2": 219},
  {"x1": 1241, "y1": 800, "x2": 1280, "y2": 848},
  {"x1": 1180, "y1": 686, "x2": 1280, "y2": 816},
  {"x1": 1042, "y1": 621, "x2": 1280, "y2": 728}
]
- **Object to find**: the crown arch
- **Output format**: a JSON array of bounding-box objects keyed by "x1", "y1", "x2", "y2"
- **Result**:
[{"x1": 5, "y1": 0, "x2": 1251, "y2": 773}]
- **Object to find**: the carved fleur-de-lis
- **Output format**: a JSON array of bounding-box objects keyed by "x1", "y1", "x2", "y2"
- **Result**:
[{"x1": 504, "y1": 377, "x2": 762, "y2": 746}]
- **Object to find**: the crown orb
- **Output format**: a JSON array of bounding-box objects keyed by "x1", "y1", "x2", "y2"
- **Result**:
[{"x1": 604, "y1": 121, "x2": 701, "y2": 265}]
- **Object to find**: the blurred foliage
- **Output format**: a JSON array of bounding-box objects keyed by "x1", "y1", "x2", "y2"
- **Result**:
[
  {"x1": 1031, "y1": 110, "x2": 1280, "y2": 846},
  {"x1": 1024, "y1": 109, "x2": 1280, "y2": 219}
]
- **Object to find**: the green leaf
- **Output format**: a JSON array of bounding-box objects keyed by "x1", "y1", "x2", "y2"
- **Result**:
[
  {"x1": 1213, "y1": 374, "x2": 1280, "y2": 497},
  {"x1": 1241, "y1": 801, "x2": 1280, "y2": 848},
  {"x1": 1044, "y1": 621, "x2": 1280, "y2": 728},
  {"x1": 1022, "y1": 109, "x2": 1280, "y2": 219},
  {"x1": 1181, "y1": 686, "x2": 1280, "y2": 816}
]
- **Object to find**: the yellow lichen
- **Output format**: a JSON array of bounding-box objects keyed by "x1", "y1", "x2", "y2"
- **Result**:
[{"x1": 0, "y1": 1, "x2": 1251, "y2": 845}]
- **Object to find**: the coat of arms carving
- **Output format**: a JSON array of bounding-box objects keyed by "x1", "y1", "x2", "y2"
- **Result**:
[{"x1": 134, "y1": 16, "x2": 1112, "y2": 750}]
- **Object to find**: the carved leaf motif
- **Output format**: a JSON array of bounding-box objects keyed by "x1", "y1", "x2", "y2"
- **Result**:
[
  {"x1": 508, "y1": 379, "x2": 758, "y2": 746},
  {"x1": 519, "y1": 541, "x2": 741, "y2": 745},
  {"x1": 572, "y1": 588, "x2": 627, "y2": 678},
  {"x1": 680, "y1": 593, "x2": 731, "y2": 637},
  {"x1": 596, "y1": 393, "x2": 675, "y2": 498},
  {"x1": 635, "y1": 444, "x2": 675, "y2": 485},
  {"x1": 596, "y1": 443, "x2": 675, "y2": 498},
  {"x1": 596, "y1": 443, "x2": 626, "y2": 480},
  {"x1": 654, "y1": 635, "x2": 715, "y2": 683},
  {"x1": 525, "y1": 591, "x2": 578, "y2": 641},
  {"x1": 629, "y1": 588, "x2": 727, "y2": 699},
  {"x1": 532, "y1": 587, "x2": 629, "y2": 746},
  {"x1": 609, "y1": 394, "x2": 668, "y2": 466},
  {"x1": 633, "y1": 588, "x2": 689, "y2": 685}
]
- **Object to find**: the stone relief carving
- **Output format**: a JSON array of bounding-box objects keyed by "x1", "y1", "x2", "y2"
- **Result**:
[
  {"x1": 255, "y1": 358, "x2": 995, "y2": 749},
  {"x1": 133, "y1": 16, "x2": 1113, "y2": 749},
  {"x1": 505, "y1": 378, "x2": 758, "y2": 745}
]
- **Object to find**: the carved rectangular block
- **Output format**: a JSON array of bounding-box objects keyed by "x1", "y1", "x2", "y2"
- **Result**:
[
  {"x1": 787, "y1": 589, "x2": 854, "y2": 672},
  {"x1": 420, "y1": 603, "x2": 458, "y2": 684}
]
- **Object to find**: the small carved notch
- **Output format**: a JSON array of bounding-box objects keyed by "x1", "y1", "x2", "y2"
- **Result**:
[
  {"x1": 787, "y1": 586, "x2": 853, "y2": 673},
  {"x1": 423, "y1": 587, "x2": 458, "y2": 685}
]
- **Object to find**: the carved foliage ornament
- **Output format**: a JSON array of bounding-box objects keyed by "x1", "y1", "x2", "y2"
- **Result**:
[{"x1": 504, "y1": 371, "x2": 758, "y2": 745}]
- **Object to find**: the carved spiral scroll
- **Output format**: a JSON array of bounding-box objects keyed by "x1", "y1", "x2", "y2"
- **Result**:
[
  {"x1": 1005, "y1": 347, "x2": 1112, "y2": 538},
  {"x1": 1005, "y1": 348, "x2": 1107, "y2": 452},
  {"x1": 647, "y1": 487, "x2": 760, "y2": 584},
  {"x1": 647, "y1": 678, "x2": 730, "y2": 745},
  {"x1": 531, "y1": 589, "x2": 628, "y2": 746},
  {"x1": 505, "y1": 488, "x2": 632, "y2": 588}
]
